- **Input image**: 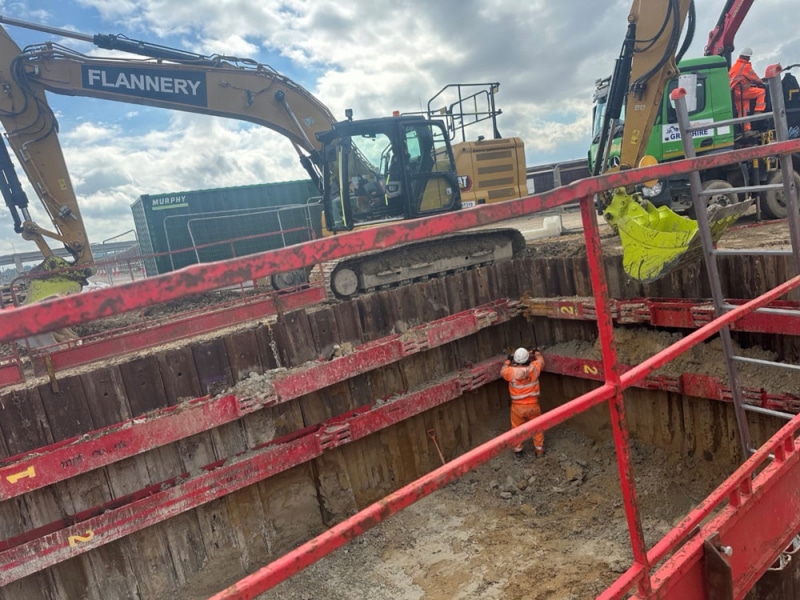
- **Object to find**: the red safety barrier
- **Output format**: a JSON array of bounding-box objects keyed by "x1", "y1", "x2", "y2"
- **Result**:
[
  {"x1": 3, "y1": 136, "x2": 800, "y2": 599},
  {"x1": 1, "y1": 139, "x2": 797, "y2": 346},
  {"x1": 523, "y1": 296, "x2": 800, "y2": 335},
  {"x1": 210, "y1": 220, "x2": 800, "y2": 599}
]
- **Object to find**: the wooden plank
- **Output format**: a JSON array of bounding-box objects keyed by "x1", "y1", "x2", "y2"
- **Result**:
[
  {"x1": 79, "y1": 366, "x2": 131, "y2": 429},
  {"x1": 254, "y1": 322, "x2": 281, "y2": 370},
  {"x1": 118, "y1": 354, "x2": 169, "y2": 416},
  {"x1": 157, "y1": 346, "x2": 203, "y2": 405},
  {"x1": 355, "y1": 295, "x2": 387, "y2": 342},
  {"x1": 444, "y1": 272, "x2": 468, "y2": 314},
  {"x1": 420, "y1": 278, "x2": 449, "y2": 322},
  {"x1": 157, "y1": 511, "x2": 208, "y2": 590},
  {"x1": 332, "y1": 301, "x2": 363, "y2": 347},
  {"x1": 555, "y1": 257, "x2": 577, "y2": 297},
  {"x1": 119, "y1": 527, "x2": 180, "y2": 599},
  {"x1": 528, "y1": 258, "x2": 550, "y2": 297},
  {"x1": 0, "y1": 387, "x2": 53, "y2": 455},
  {"x1": 312, "y1": 450, "x2": 358, "y2": 527},
  {"x1": 192, "y1": 496, "x2": 242, "y2": 585},
  {"x1": 0, "y1": 573, "x2": 57, "y2": 600},
  {"x1": 307, "y1": 307, "x2": 342, "y2": 361},
  {"x1": 38, "y1": 375, "x2": 94, "y2": 442},
  {"x1": 225, "y1": 328, "x2": 265, "y2": 383},
  {"x1": 347, "y1": 373, "x2": 374, "y2": 410},
  {"x1": 222, "y1": 484, "x2": 272, "y2": 572},
  {"x1": 273, "y1": 309, "x2": 318, "y2": 366},
  {"x1": 368, "y1": 363, "x2": 407, "y2": 402},
  {"x1": 571, "y1": 258, "x2": 592, "y2": 297},
  {"x1": 45, "y1": 556, "x2": 94, "y2": 600},
  {"x1": 514, "y1": 257, "x2": 535, "y2": 297},
  {"x1": 256, "y1": 466, "x2": 326, "y2": 555},
  {"x1": 192, "y1": 339, "x2": 233, "y2": 396},
  {"x1": 389, "y1": 284, "x2": 426, "y2": 332},
  {"x1": 477, "y1": 264, "x2": 499, "y2": 301},
  {"x1": 376, "y1": 290, "x2": 400, "y2": 335},
  {"x1": 299, "y1": 381, "x2": 356, "y2": 427},
  {"x1": 338, "y1": 432, "x2": 396, "y2": 508}
]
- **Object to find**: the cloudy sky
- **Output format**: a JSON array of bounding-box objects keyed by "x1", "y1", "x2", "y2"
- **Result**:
[{"x1": 0, "y1": 0, "x2": 798, "y2": 255}]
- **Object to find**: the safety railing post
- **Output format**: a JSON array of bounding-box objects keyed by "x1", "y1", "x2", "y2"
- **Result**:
[{"x1": 579, "y1": 195, "x2": 651, "y2": 596}]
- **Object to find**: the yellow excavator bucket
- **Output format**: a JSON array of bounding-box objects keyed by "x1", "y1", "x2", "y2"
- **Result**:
[
  {"x1": 602, "y1": 189, "x2": 753, "y2": 283},
  {"x1": 19, "y1": 256, "x2": 88, "y2": 348}
]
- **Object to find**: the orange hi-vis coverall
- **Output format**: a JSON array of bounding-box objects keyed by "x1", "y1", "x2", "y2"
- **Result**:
[
  {"x1": 729, "y1": 57, "x2": 766, "y2": 130},
  {"x1": 501, "y1": 351, "x2": 545, "y2": 454}
]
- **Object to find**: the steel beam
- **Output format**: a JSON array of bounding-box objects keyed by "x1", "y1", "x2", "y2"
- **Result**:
[
  {"x1": 522, "y1": 296, "x2": 800, "y2": 335},
  {"x1": 27, "y1": 285, "x2": 326, "y2": 377},
  {"x1": 543, "y1": 354, "x2": 800, "y2": 413},
  {"x1": 0, "y1": 354, "x2": 23, "y2": 387},
  {"x1": 635, "y1": 416, "x2": 800, "y2": 600},
  {"x1": 1, "y1": 139, "x2": 798, "y2": 346}
]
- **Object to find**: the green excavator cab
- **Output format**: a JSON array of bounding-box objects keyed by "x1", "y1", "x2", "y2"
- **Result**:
[{"x1": 602, "y1": 189, "x2": 753, "y2": 283}]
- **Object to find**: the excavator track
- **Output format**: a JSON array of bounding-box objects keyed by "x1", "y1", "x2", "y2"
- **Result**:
[{"x1": 324, "y1": 228, "x2": 526, "y2": 300}]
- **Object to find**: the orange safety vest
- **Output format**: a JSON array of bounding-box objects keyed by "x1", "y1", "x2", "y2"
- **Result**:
[
  {"x1": 729, "y1": 57, "x2": 762, "y2": 93},
  {"x1": 501, "y1": 359, "x2": 542, "y2": 404}
]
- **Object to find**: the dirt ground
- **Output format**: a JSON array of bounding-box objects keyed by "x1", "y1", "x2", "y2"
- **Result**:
[{"x1": 254, "y1": 414, "x2": 732, "y2": 600}]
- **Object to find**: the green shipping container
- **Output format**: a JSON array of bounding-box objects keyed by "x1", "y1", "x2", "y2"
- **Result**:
[{"x1": 131, "y1": 179, "x2": 321, "y2": 276}]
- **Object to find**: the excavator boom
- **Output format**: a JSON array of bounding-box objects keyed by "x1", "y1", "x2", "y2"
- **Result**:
[
  {"x1": 0, "y1": 25, "x2": 92, "y2": 303},
  {"x1": 598, "y1": 0, "x2": 752, "y2": 283}
]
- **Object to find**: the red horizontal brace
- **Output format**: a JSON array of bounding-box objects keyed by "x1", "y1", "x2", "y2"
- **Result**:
[
  {"x1": 543, "y1": 354, "x2": 799, "y2": 412},
  {"x1": 27, "y1": 286, "x2": 326, "y2": 378},
  {"x1": 2, "y1": 139, "x2": 798, "y2": 345},
  {"x1": 0, "y1": 301, "x2": 514, "y2": 500},
  {"x1": 0, "y1": 357, "x2": 502, "y2": 584},
  {"x1": 524, "y1": 296, "x2": 800, "y2": 335},
  {"x1": 638, "y1": 416, "x2": 800, "y2": 600},
  {"x1": 0, "y1": 356, "x2": 23, "y2": 388}
]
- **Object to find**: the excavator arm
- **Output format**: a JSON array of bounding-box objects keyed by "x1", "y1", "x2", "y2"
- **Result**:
[
  {"x1": 597, "y1": 0, "x2": 752, "y2": 282},
  {"x1": 0, "y1": 25, "x2": 93, "y2": 301},
  {"x1": 0, "y1": 18, "x2": 340, "y2": 302},
  {"x1": 12, "y1": 39, "x2": 337, "y2": 181},
  {"x1": 704, "y1": 0, "x2": 755, "y2": 65}
]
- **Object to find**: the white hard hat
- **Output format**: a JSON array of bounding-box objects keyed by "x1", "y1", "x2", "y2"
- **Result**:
[
  {"x1": 513, "y1": 348, "x2": 530, "y2": 364},
  {"x1": 740, "y1": 47, "x2": 753, "y2": 58}
]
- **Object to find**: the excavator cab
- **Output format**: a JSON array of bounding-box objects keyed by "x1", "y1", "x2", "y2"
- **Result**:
[{"x1": 319, "y1": 116, "x2": 460, "y2": 235}]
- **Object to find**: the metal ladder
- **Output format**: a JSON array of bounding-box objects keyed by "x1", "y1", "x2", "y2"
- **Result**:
[{"x1": 673, "y1": 65, "x2": 800, "y2": 459}]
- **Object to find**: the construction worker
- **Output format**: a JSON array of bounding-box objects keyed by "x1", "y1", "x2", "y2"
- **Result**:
[
  {"x1": 729, "y1": 47, "x2": 766, "y2": 131},
  {"x1": 501, "y1": 347, "x2": 546, "y2": 458}
]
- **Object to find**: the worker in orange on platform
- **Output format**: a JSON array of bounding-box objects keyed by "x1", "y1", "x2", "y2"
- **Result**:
[
  {"x1": 729, "y1": 47, "x2": 766, "y2": 131},
  {"x1": 501, "y1": 347, "x2": 546, "y2": 458}
]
